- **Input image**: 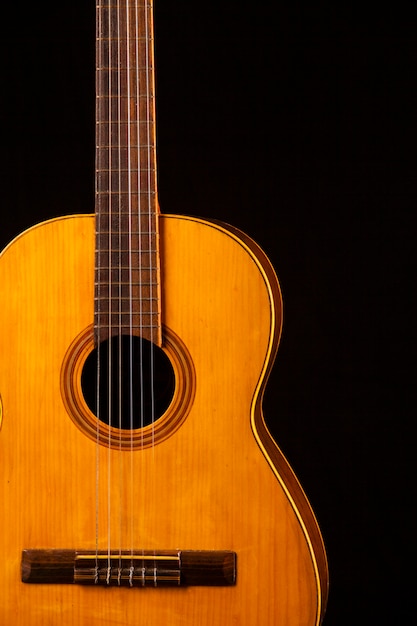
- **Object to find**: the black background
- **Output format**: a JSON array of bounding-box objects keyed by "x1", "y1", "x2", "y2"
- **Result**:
[{"x1": 1, "y1": 2, "x2": 415, "y2": 624}]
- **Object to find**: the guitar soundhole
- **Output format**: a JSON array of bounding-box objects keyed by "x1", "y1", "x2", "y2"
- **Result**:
[{"x1": 81, "y1": 335, "x2": 176, "y2": 430}]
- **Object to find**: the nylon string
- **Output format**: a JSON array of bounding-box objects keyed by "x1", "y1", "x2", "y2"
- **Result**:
[{"x1": 95, "y1": 0, "x2": 157, "y2": 586}]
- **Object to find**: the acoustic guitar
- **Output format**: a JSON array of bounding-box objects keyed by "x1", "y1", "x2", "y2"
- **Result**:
[{"x1": 0, "y1": 1, "x2": 328, "y2": 624}]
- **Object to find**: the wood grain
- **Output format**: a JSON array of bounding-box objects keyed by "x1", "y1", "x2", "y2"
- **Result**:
[{"x1": 0, "y1": 213, "x2": 328, "y2": 624}]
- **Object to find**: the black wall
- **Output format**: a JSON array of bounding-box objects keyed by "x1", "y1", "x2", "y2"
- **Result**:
[{"x1": 1, "y1": 3, "x2": 415, "y2": 624}]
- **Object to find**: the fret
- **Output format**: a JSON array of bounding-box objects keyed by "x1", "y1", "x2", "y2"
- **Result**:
[
  {"x1": 96, "y1": 218, "x2": 156, "y2": 228},
  {"x1": 95, "y1": 282, "x2": 158, "y2": 290},
  {"x1": 96, "y1": 230, "x2": 157, "y2": 234},
  {"x1": 96, "y1": 227, "x2": 156, "y2": 236},
  {"x1": 95, "y1": 284, "x2": 157, "y2": 298},
  {"x1": 96, "y1": 190, "x2": 155, "y2": 195},
  {"x1": 96, "y1": 144, "x2": 156, "y2": 157},
  {"x1": 95, "y1": 324, "x2": 160, "y2": 331},
  {"x1": 97, "y1": 261, "x2": 157, "y2": 268},
  {"x1": 96, "y1": 291, "x2": 159, "y2": 300},
  {"x1": 95, "y1": 210, "x2": 156, "y2": 218},
  {"x1": 96, "y1": 282, "x2": 158, "y2": 288},
  {"x1": 96, "y1": 168, "x2": 156, "y2": 173},
  {"x1": 97, "y1": 272, "x2": 158, "y2": 285},
  {"x1": 97, "y1": 247, "x2": 156, "y2": 255},
  {"x1": 96, "y1": 146, "x2": 154, "y2": 150},
  {"x1": 95, "y1": 145, "x2": 156, "y2": 155},
  {"x1": 97, "y1": 257, "x2": 157, "y2": 263},
  {"x1": 96, "y1": 217, "x2": 157, "y2": 227},
  {"x1": 95, "y1": 171, "x2": 156, "y2": 184},
  {"x1": 96, "y1": 154, "x2": 156, "y2": 171},
  {"x1": 96, "y1": 238, "x2": 158, "y2": 251},
  {"x1": 97, "y1": 260, "x2": 156, "y2": 264},
  {"x1": 96, "y1": 3, "x2": 152, "y2": 24},
  {"x1": 96, "y1": 104, "x2": 155, "y2": 128},
  {"x1": 95, "y1": 296, "x2": 158, "y2": 301},
  {"x1": 97, "y1": 37, "x2": 153, "y2": 42},
  {"x1": 96, "y1": 201, "x2": 156, "y2": 217},
  {"x1": 95, "y1": 279, "x2": 158, "y2": 284},
  {"x1": 96, "y1": 124, "x2": 155, "y2": 141},
  {"x1": 96, "y1": 266, "x2": 157, "y2": 271},
  {"x1": 97, "y1": 172, "x2": 155, "y2": 194},
  {"x1": 95, "y1": 234, "x2": 157, "y2": 250},
  {"x1": 96, "y1": 70, "x2": 154, "y2": 98},
  {"x1": 96, "y1": 120, "x2": 153, "y2": 125},
  {"x1": 96, "y1": 209, "x2": 156, "y2": 215},
  {"x1": 95, "y1": 321, "x2": 161, "y2": 333},
  {"x1": 96, "y1": 240, "x2": 157, "y2": 252},
  {"x1": 96, "y1": 143, "x2": 156, "y2": 152},
  {"x1": 95, "y1": 309, "x2": 160, "y2": 319},
  {"x1": 96, "y1": 151, "x2": 156, "y2": 163},
  {"x1": 97, "y1": 242, "x2": 157, "y2": 256},
  {"x1": 96, "y1": 265, "x2": 158, "y2": 274},
  {"x1": 95, "y1": 98, "x2": 155, "y2": 122},
  {"x1": 96, "y1": 269, "x2": 157, "y2": 275},
  {"x1": 97, "y1": 66, "x2": 153, "y2": 71},
  {"x1": 97, "y1": 8, "x2": 151, "y2": 12},
  {"x1": 96, "y1": 212, "x2": 156, "y2": 223},
  {"x1": 96, "y1": 78, "x2": 153, "y2": 88},
  {"x1": 96, "y1": 116, "x2": 155, "y2": 128},
  {"x1": 96, "y1": 310, "x2": 159, "y2": 318},
  {"x1": 96, "y1": 94, "x2": 154, "y2": 99},
  {"x1": 96, "y1": 212, "x2": 156, "y2": 222},
  {"x1": 96, "y1": 302, "x2": 159, "y2": 311},
  {"x1": 96, "y1": 205, "x2": 156, "y2": 214},
  {"x1": 96, "y1": 228, "x2": 158, "y2": 235},
  {"x1": 96, "y1": 181, "x2": 155, "y2": 192},
  {"x1": 96, "y1": 150, "x2": 156, "y2": 173},
  {"x1": 96, "y1": 283, "x2": 158, "y2": 291},
  {"x1": 97, "y1": 3, "x2": 152, "y2": 7},
  {"x1": 95, "y1": 324, "x2": 160, "y2": 329},
  {"x1": 96, "y1": 324, "x2": 159, "y2": 329},
  {"x1": 96, "y1": 1, "x2": 152, "y2": 5},
  {"x1": 96, "y1": 258, "x2": 157, "y2": 267},
  {"x1": 95, "y1": 193, "x2": 156, "y2": 207},
  {"x1": 96, "y1": 244, "x2": 155, "y2": 251},
  {"x1": 96, "y1": 238, "x2": 156, "y2": 246},
  {"x1": 96, "y1": 87, "x2": 154, "y2": 100},
  {"x1": 96, "y1": 42, "x2": 153, "y2": 68},
  {"x1": 96, "y1": 167, "x2": 156, "y2": 174}
]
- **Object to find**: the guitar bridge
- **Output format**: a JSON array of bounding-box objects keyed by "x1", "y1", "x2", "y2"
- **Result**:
[{"x1": 21, "y1": 549, "x2": 236, "y2": 587}]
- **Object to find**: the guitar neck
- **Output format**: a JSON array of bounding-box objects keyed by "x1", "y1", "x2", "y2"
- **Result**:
[{"x1": 94, "y1": 0, "x2": 161, "y2": 345}]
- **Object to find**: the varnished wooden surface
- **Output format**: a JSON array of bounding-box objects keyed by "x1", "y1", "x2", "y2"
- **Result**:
[{"x1": 0, "y1": 214, "x2": 327, "y2": 624}]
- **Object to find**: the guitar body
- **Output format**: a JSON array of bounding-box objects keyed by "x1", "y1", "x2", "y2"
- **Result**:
[{"x1": 0, "y1": 213, "x2": 327, "y2": 625}]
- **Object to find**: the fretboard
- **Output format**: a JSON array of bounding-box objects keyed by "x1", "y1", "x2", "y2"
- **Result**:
[{"x1": 95, "y1": 0, "x2": 161, "y2": 345}]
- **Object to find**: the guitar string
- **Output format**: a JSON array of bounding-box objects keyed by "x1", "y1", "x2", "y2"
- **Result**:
[
  {"x1": 95, "y1": 0, "x2": 114, "y2": 581},
  {"x1": 147, "y1": 0, "x2": 157, "y2": 448},
  {"x1": 136, "y1": 0, "x2": 147, "y2": 575},
  {"x1": 128, "y1": 0, "x2": 135, "y2": 578},
  {"x1": 117, "y1": 0, "x2": 123, "y2": 582},
  {"x1": 97, "y1": 1, "x2": 114, "y2": 582},
  {"x1": 145, "y1": 0, "x2": 157, "y2": 579},
  {"x1": 106, "y1": 0, "x2": 113, "y2": 582},
  {"x1": 130, "y1": 0, "x2": 147, "y2": 578},
  {"x1": 95, "y1": 0, "x2": 103, "y2": 581}
]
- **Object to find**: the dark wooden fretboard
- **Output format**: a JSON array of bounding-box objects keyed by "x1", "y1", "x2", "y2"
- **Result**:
[{"x1": 95, "y1": 0, "x2": 161, "y2": 345}]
